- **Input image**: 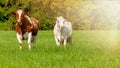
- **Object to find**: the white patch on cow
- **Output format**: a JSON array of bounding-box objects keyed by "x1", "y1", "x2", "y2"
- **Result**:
[
  {"x1": 54, "y1": 24, "x2": 61, "y2": 46},
  {"x1": 17, "y1": 10, "x2": 22, "y2": 23},
  {"x1": 55, "y1": 36, "x2": 60, "y2": 46},
  {"x1": 16, "y1": 32, "x2": 22, "y2": 44},
  {"x1": 16, "y1": 32, "x2": 22, "y2": 49},
  {"x1": 28, "y1": 32, "x2": 32, "y2": 50},
  {"x1": 56, "y1": 16, "x2": 64, "y2": 29},
  {"x1": 64, "y1": 39, "x2": 67, "y2": 46},
  {"x1": 23, "y1": 32, "x2": 28, "y2": 40}
]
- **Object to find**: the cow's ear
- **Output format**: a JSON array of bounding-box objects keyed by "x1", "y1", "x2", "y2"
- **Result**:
[
  {"x1": 11, "y1": 12, "x2": 16, "y2": 16},
  {"x1": 54, "y1": 17, "x2": 57, "y2": 22},
  {"x1": 56, "y1": 17, "x2": 59, "y2": 20},
  {"x1": 24, "y1": 12, "x2": 28, "y2": 15}
]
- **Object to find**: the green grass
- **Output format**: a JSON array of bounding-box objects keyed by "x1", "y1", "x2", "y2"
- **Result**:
[{"x1": 0, "y1": 30, "x2": 120, "y2": 68}]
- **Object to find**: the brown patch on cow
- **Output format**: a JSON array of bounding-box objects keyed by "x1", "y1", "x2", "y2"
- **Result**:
[{"x1": 31, "y1": 17, "x2": 40, "y2": 36}]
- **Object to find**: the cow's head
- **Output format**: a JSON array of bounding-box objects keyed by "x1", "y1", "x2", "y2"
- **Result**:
[
  {"x1": 56, "y1": 16, "x2": 65, "y2": 30},
  {"x1": 11, "y1": 10, "x2": 28, "y2": 25}
]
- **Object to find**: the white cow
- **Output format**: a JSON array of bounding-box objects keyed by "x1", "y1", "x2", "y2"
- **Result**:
[{"x1": 53, "y1": 16, "x2": 72, "y2": 47}]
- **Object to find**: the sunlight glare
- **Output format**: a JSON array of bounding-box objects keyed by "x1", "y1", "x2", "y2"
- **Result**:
[
  {"x1": 102, "y1": 1, "x2": 120, "y2": 47},
  {"x1": 94, "y1": 0, "x2": 120, "y2": 46}
]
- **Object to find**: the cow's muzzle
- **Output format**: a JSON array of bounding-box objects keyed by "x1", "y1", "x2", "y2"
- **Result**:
[{"x1": 18, "y1": 22, "x2": 22, "y2": 25}]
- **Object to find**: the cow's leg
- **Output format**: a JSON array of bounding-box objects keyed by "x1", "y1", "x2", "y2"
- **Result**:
[
  {"x1": 28, "y1": 32, "x2": 32, "y2": 50},
  {"x1": 16, "y1": 33, "x2": 22, "y2": 50},
  {"x1": 55, "y1": 36, "x2": 60, "y2": 46},
  {"x1": 68, "y1": 36, "x2": 72, "y2": 45},
  {"x1": 32, "y1": 36, "x2": 37, "y2": 48},
  {"x1": 63, "y1": 38, "x2": 67, "y2": 47}
]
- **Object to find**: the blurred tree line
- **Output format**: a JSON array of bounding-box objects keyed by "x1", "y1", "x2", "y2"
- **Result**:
[{"x1": 0, "y1": 0, "x2": 120, "y2": 30}]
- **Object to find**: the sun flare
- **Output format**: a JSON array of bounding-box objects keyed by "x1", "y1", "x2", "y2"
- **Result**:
[
  {"x1": 100, "y1": 1, "x2": 120, "y2": 46},
  {"x1": 90, "y1": 0, "x2": 120, "y2": 46}
]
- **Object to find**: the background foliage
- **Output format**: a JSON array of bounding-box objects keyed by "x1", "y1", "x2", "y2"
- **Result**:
[{"x1": 0, "y1": 0, "x2": 120, "y2": 30}]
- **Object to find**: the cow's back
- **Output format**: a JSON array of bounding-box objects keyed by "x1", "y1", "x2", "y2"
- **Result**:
[
  {"x1": 61, "y1": 21, "x2": 72, "y2": 38},
  {"x1": 31, "y1": 17, "x2": 39, "y2": 36}
]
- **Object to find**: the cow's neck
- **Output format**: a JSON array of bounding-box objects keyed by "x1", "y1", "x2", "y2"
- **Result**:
[
  {"x1": 20, "y1": 15, "x2": 32, "y2": 28},
  {"x1": 22, "y1": 15, "x2": 31, "y2": 25}
]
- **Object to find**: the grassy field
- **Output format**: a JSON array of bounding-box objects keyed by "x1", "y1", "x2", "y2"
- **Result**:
[{"x1": 0, "y1": 30, "x2": 120, "y2": 68}]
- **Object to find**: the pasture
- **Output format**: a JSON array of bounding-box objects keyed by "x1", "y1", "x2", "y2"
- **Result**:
[{"x1": 0, "y1": 30, "x2": 120, "y2": 68}]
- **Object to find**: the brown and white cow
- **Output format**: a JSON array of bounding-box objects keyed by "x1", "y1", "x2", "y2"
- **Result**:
[
  {"x1": 12, "y1": 10, "x2": 39, "y2": 50},
  {"x1": 53, "y1": 16, "x2": 72, "y2": 47}
]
